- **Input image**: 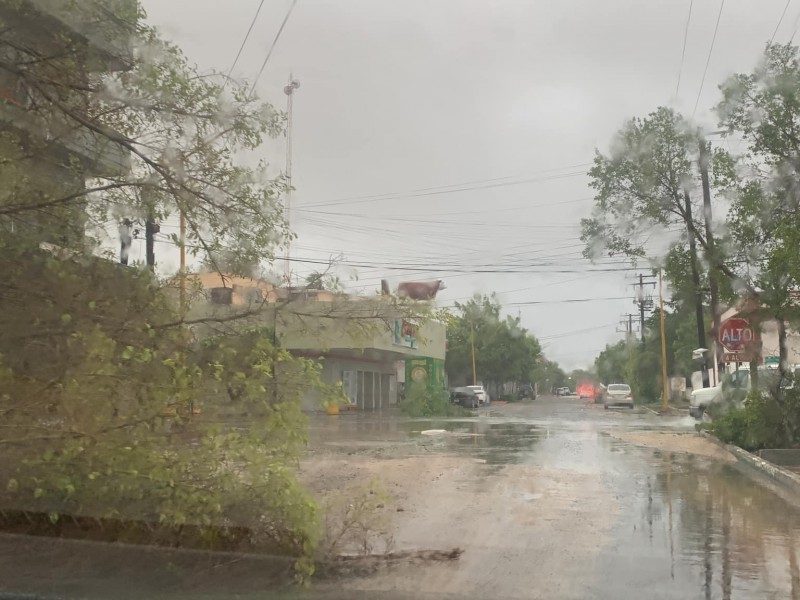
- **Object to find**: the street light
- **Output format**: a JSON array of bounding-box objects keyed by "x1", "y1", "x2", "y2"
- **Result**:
[{"x1": 283, "y1": 76, "x2": 300, "y2": 286}]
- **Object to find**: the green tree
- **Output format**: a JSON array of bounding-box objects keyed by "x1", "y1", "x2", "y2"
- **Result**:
[
  {"x1": 717, "y1": 42, "x2": 800, "y2": 381},
  {"x1": 595, "y1": 340, "x2": 631, "y2": 384},
  {"x1": 0, "y1": 1, "x2": 369, "y2": 579},
  {"x1": 532, "y1": 358, "x2": 566, "y2": 393},
  {"x1": 580, "y1": 107, "x2": 702, "y2": 262},
  {"x1": 0, "y1": 2, "x2": 287, "y2": 274},
  {"x1": 444, "y1": 294, "x2": 542, "y2": 395}
]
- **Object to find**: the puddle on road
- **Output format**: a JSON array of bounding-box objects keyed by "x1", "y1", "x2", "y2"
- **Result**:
[
  {"x1": 593, "y1": 436, "x2": 800, "y2": 599},
  {"x1": 309, "y1": 411, "x2": 800, "y2": 597}
]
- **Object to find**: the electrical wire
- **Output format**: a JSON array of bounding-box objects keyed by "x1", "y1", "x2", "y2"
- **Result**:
[
  {"x1": 770, "y1": 0, "x2": 793, "y2": 46},
  {"x1": 537, "y1": 323, "x2": 619, "y2": 341},
  {"x1": 301, "y1": 166, "x2": 590, "y2": 209},
  {"x1": 226, "y1": 0, "x2": 266, "y2": 82},
  {"x1": 790, "y1": 7, "x2": 800, "y2": 41},
  {"x1": 675, "y1": 0, "x2": 694, "y2": 98},
  {"x1": 692, "y1": 0, "x2": 726, "y2": 117},
  {"x1": 248, "y1": 0, "x2": 299, "y2": 98}
]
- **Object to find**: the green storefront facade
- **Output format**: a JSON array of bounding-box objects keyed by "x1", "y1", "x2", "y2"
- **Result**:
[{"x1": 405, "y1": 356, "x2": 446, "y2": 389}]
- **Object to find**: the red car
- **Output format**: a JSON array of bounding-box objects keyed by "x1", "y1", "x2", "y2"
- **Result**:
[{"x1": 577, "y1": 382, "x2": 595, "y2": 400}]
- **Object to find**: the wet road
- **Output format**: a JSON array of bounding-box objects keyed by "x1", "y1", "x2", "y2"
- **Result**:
[
  {"x1": 2, "y1": 396, "x2": 800, "y2": 600},
  {"x1": 306, "y1": 396, "x2": 800, "y2": 600}
]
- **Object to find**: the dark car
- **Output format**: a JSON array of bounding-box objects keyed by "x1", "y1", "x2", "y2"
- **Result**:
[
  {"x1": 520, "y1": 384, "x2": 535, "y2": 399},
  {"x1": 450, "y1": 387, "x2": 480, "y2": 408}
]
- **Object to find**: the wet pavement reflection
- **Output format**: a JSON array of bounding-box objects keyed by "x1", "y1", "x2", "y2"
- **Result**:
[{"x1": 308, "y1": 399, "x2": 800, "y2": 599}]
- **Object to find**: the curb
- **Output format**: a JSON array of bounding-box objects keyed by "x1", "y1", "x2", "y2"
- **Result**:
[{"x1": 701, "y1": 431, "x2": 800, "y2": 505}]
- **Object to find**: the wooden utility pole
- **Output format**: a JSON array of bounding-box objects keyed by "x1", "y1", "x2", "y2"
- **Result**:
[
  {"x1": 699, "y1": 138, "x2": 721, "y2": 384},
  {"x1": 659, "y1": 269, "x2": 670, "y2": 411},
  {"x1": 632, "y1": 274, "x2": 655, "y2": 344}
]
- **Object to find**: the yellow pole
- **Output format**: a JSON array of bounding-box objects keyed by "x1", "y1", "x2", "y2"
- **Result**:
[
  {"x1": 470, "y1": 322, "x2": 477, "y2": 386},
  {"x1": 659, "y1": 269, "x2": 669, "y2": 412}
]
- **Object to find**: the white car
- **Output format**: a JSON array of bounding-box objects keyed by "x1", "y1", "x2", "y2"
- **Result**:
[
  {"x1": 467, "y1": 385, "x2": 490, "y2": 405},
  {"x1": 604, "y1": 383, "x2": 634, "y2": 409}
]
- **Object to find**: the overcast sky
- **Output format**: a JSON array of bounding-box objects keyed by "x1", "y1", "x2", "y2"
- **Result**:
[{"x1": 139, "y1": 0, "x2": 796, "y2": 370}]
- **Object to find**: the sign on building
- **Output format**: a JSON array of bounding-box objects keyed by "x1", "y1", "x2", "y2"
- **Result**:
[
  {"x1": 393, "y1": 319, "x2": 416, "y2": 348},
  {"x1": 405, "y1": 357, "x2": 445, "y2": 389}
]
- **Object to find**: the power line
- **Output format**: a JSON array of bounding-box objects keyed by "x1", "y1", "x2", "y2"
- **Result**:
[
  {"x1": 538, "y1": 323, "x2": 619, "y2": 341},
  {"x1": 226, "y1": 0, "x2": 266, "y2": 81},
  {"x1": 790, "y1": 8, "x2": 800, "y2": 41},
  {"x1": 675, "y1": 0, "x2": 694, "y2": 98},
  {"x1": 692, "y1": 0, "x2": 726, "y2": 117},
  {"x1": 301, "y1": 166, "x2": 590, "y2": 209},
  {"x1": 770, "y1": 0, "x2": 793, "y2": 46},
  {"x1": 248, "y1": 0, "x2": 299, "y2": 98},
  {"x1": 283, "y1": 255, "x2": 640, "y2": 274}
]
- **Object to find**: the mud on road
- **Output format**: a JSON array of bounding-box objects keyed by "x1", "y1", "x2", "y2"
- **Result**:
[{"x1": 303, "y1": 397, "x2": 800, "y2": 600}]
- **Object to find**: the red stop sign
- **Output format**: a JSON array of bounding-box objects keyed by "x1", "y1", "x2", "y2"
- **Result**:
[{"x1": 719, "y1": 317, "x2": 755, "y2": 352}]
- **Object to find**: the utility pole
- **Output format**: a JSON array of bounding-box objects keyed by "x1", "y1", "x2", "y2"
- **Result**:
[
  {"x1": 632, "y1": 274, "x2": 655, "y2": 343},
  {"x1": 659, "y1": 269, "x2": 670, "y2": 412},
  {"x1": 618, "y1": 313, "x2": 638, "y2": 336},
  {"x1": 684, "y1": 190, "x2": 710, "y2": 388},
  {"x1": 699, "y1": 138, "x2": 721, "y2": 384},
  {"x1": 283, "y1": 75, "x2": 300, "y2": 287}
]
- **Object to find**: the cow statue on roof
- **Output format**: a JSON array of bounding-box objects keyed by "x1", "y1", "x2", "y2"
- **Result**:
[{"x1": 381, "y1": 279, "x2": 446, "y2": 301}]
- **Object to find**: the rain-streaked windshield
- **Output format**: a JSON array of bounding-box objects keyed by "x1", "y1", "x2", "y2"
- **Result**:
[{"x1": 6, "y1": 2, "x2": 800, "y2": 599}]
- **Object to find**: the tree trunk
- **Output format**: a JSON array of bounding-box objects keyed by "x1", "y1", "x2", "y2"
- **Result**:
[
  {"x1": 684, "y1": 192, "x2": 709, "y2": 388},
  {"x1": 749, "y1": 359, "x2": 759, "y2": 390},
  {"x1": 779, "y1": 316, "x2": 789, "y2": 383}
]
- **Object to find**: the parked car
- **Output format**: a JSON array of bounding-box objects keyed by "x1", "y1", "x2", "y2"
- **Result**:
[
  {"x1": 520, "y1": 384, "x2": 535, "y2": 400},
  {"x1": 450, "y1": 387, "x2": 480, "y2": 408},
  {"x1": 604, "y1": 383, "x2": 634, "y2": 409},
  {"x1": 555, "y1": 386, "x2": 570, "y2": 396},
  {"x1": 593, "y1": 383, "x2": 607, "y2": 404},
  {"x1": 466, "y1": 385, "x2": 490, "y2": 405},
  {"x1": 689, "y1": 366, "x2": 794, "y2": 419}
]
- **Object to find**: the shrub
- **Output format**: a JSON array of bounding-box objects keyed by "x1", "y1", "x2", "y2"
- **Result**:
[
  {"x1": 400, "y1": 385, "x2": 469, "y2": 417},
  {"x1": 707, "y1": 388, "x2": 798, "y2": 452}
]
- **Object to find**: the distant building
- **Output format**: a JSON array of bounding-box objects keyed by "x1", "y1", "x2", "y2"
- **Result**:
[
  {"x1": 0, "y1": 0, "x2": 134, "y2": 245},
  {"x1": 187, "y1": 272, "x2": 447, "y2": 411}
]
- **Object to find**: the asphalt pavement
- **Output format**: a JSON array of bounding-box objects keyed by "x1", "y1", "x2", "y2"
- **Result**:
[
  {"x1": 304, "y1": 395, "x2": 800, "y2": 600},
  {"x1": 2, "y1": 396, "x2": 800, "y2": 600}
]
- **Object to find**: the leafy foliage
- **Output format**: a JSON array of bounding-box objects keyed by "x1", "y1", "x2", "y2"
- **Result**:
[
  {"x1": 400, "y1": 385, "x2": 469, "y2": 418},
  {"x1": 444, "y1": 294, "x2": 542, "y2": 394},
  {"x1": 532, "y1": 359, "x2": 567, "y2": 393},
  {"x1": 0, "y1": 245, "x2": 336, "y2": 577},
  {"x1": 581, "y1": 107, "x2": 701, "y2": 261},
  {"x1": 0, "y1": 1, "x2": 287, "y2": 275},
  {"x1": 0, "y1": 1, "x2": 355, "y2": 580},
  {"x1": 707, "y1": 389, "x2": 800, "y2": 451}
]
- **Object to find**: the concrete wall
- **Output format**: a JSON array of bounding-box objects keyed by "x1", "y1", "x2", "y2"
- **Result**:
[
  {"x1": 275, "y1": 298, "x2": 446, "y2": 361},
  {"x1": 185, "y1": 278, "x2": 445, "y2": 411}
]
